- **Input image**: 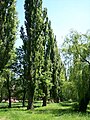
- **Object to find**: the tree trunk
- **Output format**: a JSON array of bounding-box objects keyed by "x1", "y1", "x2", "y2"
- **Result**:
[
  {"x1": 27, "y1": 73, "x2": 35, "y2": 110},
  {"x1": 22, "y1": 88, "x2": 26, "y2": 107},
  {"x1": 27, "y1": 88, "x2": 34, "y2": 110},
  {"x1": 79, "y1": 96, "x2": 89, "y2": 112},
  {"x1": 55, "y1": 97, "x2": 59, "y2": 103},
  {"x1": 51, "y1": 86, "x2": 59, "y2": 103},
  {"x1": 42, "y1": 96, "x2": 47, "y2": 106},
  {"x1": 8, "y1": 88, "x2": 11, "y2": 108},
  {"x1": 7, "y1": 76, "x2": 11, "y2": 108},
  {"x1": 42, "y1": 84, "x2": 47, "y2": 106},
  {"x1": 0, "y1": 88, "x2": 2, "y2": 103}
]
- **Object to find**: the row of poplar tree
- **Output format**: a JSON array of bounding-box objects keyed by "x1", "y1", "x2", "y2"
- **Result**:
[
  {"x1": 0, "y1": 0, "x2": 65, "y2": 110},
  {"x1": 1, "y1": 0, "x2": 90, "y2": 112}
]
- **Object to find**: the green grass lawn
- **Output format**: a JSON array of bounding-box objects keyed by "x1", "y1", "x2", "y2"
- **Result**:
[{"x1": 0, "y1": 101, "x2": 90, "y2": 120}]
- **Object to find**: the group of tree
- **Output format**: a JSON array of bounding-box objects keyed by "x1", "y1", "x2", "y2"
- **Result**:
[
  {"x1": 0, "y1": 0, "x2": 64, "y2": 110},
  {"x1": 15, "y1": 0, "x2": 63, "y2": 109},
  {"x1": 0, "y1": 0, "x2": 90, "y2": 113}
]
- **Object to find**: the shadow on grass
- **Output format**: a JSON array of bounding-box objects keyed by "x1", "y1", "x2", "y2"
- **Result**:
[
  {"x1": 0, "y1": 101, "x2": 90, "y2": 117},
  {"x1": 60, "y1": 101, "x2": 77, "y2": 106},
  {"x1": 34, "y1": 106, "x2": 74, "y2": 116},
  {"x1": 0, "y1": 101, "x2": 42, "y2": 112},
  {"x1": 34, "y1": 102, "x2": 90, "y2": 117},
  {"x1": 0, "y1": 102, "x2": 26, "y2": 112},
  {"x1": 0, "y1": 101, "x2": 42, "y2": 108},
  {"x1": 0, "y1": 104, "x2": 23, "y2": 109}
]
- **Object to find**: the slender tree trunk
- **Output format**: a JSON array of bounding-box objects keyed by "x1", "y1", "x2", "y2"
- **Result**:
[
  {"x1": 42, "y1": 84, "x2": 47, "y2": 106},
  {"x1": 42, "y1": 96, "x2": 47, "y2": 106},
  {"x1": 8, "y1": 87, "x2": 11, "y2": 108},
  {"x1": 22, "y1": 76, "x2": 26, "y2": 107},
  {"x1": 0, "y1": 88, "x2": 2, "y2": 103},
  {"x1": 7, "y1": 75, "x2": 11, "y2": 108},
  {"x1": 22, "y1": 88, "x2": 26, "y2": 107}
]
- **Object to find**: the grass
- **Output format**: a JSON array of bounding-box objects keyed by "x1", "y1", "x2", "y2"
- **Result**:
[{"x1": 0, "y1": 101, "x2": 90, "y2": 120}]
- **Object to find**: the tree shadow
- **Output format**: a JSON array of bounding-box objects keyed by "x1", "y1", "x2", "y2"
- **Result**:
[
  {"x1": 0, "y1": 102, "x2": 27, "y2": 112},
  {"x1": 34, "y1": 102, "x2": 90, "y2": 117},
  {"x1": 0, "y1": 101, "x2": 90, "y2": 116},
  {"x1": 0, "y1": 101, "x2": 42, "y2": 112},
  {"x1": 35, "y1": 107, "x2": 74, "y2": 116}
]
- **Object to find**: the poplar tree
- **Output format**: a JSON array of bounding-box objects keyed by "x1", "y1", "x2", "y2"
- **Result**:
[
  {"x1": 41, "y1": 14, "x2": 52, "y2": 106},
  {"x1": 24, "y1": 0, "x2": 44, "y2": 109},
  {"x1": 47, "y1": 21, "x2": 62, "y2": 103},
  {"x1": 52, "y1": 37, "x2": 62, "y2": 103},
  {"x1": 41, "y1": 19, "x2": 62, "y2": 105},
  {"x1": 0, "y1": 0, "x2": 17, "y2": 72}
]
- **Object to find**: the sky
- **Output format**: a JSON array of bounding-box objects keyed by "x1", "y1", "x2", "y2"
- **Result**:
[{"x1": 16, "y1": 0, "x2": 90, "y2": 47}]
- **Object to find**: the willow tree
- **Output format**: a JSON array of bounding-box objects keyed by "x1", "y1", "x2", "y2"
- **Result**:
[
  {"x1": 0, "y1": 0, "x2": 17, "y2": 72},
  {"x1": 62, "y1": 30, "x2": 90, "y2": 112},
  {"x1": 24, "y1": 0, "x2": 45, "y2": 109}
]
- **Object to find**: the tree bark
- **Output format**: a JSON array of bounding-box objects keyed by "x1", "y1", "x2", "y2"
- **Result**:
[{"x1": 7, "y1": 75, "x2": 11, "y2": 108}]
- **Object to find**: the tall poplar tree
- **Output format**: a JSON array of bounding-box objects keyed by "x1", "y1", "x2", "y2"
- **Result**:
[
  {"x1": 41, "y1": 15, "x2": 52, "y2": 106},
  {"x1": 0, "y1": 0, "x2": 17, "y2": 72},
  {"x1": 24, "y1": 0, "x2": 44, "y2": 109},
  {"x1": 47, "y1": 21, "x2": 62, "y2": 103},
  {"x1": 41, "y1": 19, "x2": 62, "y2": 105}
]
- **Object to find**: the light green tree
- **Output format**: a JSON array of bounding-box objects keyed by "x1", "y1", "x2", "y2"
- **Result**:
[{"x1": 62, "y1": 30, "x2": 90, "y2": 112}]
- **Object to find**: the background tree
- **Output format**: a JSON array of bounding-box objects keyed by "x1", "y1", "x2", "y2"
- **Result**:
[
  {"x1": 48, "y1": 21, "x2": 62, "y2": 103},
  {"x1": 40, "y1": 15, "x2": 52, "y2": 106}
]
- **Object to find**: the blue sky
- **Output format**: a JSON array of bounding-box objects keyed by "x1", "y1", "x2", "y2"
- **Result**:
[{"x1": 16, "y1": 0, "x2": 90, "y2": 47}]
